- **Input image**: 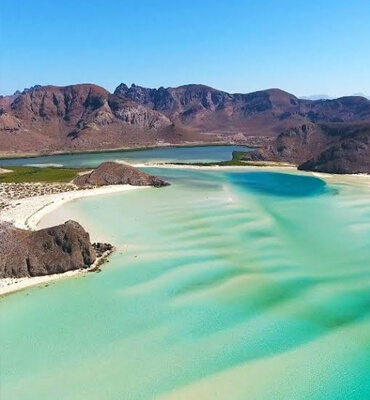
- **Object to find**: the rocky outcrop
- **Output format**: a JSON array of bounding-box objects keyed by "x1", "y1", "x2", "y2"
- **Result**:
[
  {"x1": 92, "y1": 242, "x2": 114, "y2": 258},
  {"x1": 242, "y1": 123, "x2": 370, "y2": 174},
  {"x1": 242, "y1": 123, "x2": 331, "y2": 165},
  {"x1": 298, "y1": 129, "x2": 370, "y2": 174},
  {"x1": 0, "y1": 221, "x2": 96, "y2": 278},
  {"x1": 1, "y1": 82, "x2": 370, "y2": 155},
  {"x1": 73, "y1": 162, "x2": 169, "y2": 187}
]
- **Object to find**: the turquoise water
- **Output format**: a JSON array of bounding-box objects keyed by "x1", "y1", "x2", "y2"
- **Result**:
[
  {"x1": 0, "y1": 145, "x2": 249, "y2": 168},
  {"x1": 1, "y1": 150, "x2": 370, "y2": 399}
]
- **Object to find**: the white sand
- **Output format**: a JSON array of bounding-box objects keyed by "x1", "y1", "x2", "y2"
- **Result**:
[
  {"x1": 1, "y1": 184, "x2": 146, "y2": 230},
  {"x1": 0, "y1": 184, "x2": 147, "y2": 296},
  {"x1": 132, "y1": 162, "x2": 297, "y2": 170},
  {"x1": 1, "y1": 265, "x2": 98, "y2": 296}
]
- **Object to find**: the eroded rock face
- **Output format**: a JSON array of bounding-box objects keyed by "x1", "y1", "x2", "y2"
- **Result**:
[
  {"x1": 2, "y1": 82, "x2": 370, "y2": 155},
  {"x1": 115, "y1": 84, "x2": 370, "y2": 131},
  {"x1": 74, "y1": 162, "x2": 169, "y2": 188},
  {"x1": 0, "y1": 221, "x2": 96, "y2": 278},
  {"x1": 242, "y1": 123, "x2": 370, "y2": 174},
  {"x1": 242, "y1": 123, "x2": 330, "y2": 165},
  {"x1": 298, "y1": 130, "x2": 370, "y2": 174}
]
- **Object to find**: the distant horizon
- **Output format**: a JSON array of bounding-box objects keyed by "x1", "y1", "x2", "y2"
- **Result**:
[{"x1": 1, "y1": 1, "x2": 369, "y2": 99}]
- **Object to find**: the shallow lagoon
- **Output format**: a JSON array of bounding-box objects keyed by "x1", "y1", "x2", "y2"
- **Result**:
[
  {"x1": 1, "y1": 149, "x2": 370, "y2": 400},
  {"x1": 0, "y1": 145, "x2": 249, "y2": 168}
]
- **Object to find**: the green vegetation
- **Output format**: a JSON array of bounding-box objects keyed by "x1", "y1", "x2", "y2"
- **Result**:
[
  {"x1": 170, "y1": 151, "x2": 250, "y2": 166},
  {"x1": 168, "y1": 151, "x2": 295, "y2": 167},
  {"x1": 0, "y1": 166, "x2": 85, "y2": 183}
]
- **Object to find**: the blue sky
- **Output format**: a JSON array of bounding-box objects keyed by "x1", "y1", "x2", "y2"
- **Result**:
[{"x1": 1, "y1": 0, "x2": 369, "y2": 97}]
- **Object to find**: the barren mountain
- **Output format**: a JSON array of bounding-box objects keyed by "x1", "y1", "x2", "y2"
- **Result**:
[
  {"x1": 115, "y1": 84, "x2": 370, "y2": 133},
  {"x1": 0, "y1": 84, "x2": 209, "y2": 155},
  {"x1": 242, "y1": 122, "x2": 370, "y2": 174},
  {"x1": 1, "y1": 82, "x2": 370, "y2": 156}
]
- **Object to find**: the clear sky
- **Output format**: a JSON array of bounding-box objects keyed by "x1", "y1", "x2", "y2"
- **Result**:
[{"x1": 1, "y1": 0, "x2": 369, "y2": 97}]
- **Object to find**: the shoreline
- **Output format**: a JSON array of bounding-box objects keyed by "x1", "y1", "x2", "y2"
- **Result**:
[
  {"x1": 1, "y1": 184, "x2": 147, "y2": 230},
  {"x1": 1, "y1": 164, "x2": 369, "y2": 297},
  {"x1": 0, "y1": 184, "x2": 148, "y2": 296},
  {"x1": 136, "y1": 162, "x2": 296, "y2": 170},
  {"x1": 138, "y1": 162, "x2": 370, "y2": 180},
  {"x1": 0, "y1": 248, "x2": 114, "y2": 297}
]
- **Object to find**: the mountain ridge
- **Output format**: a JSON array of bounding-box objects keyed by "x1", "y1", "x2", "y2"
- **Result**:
[{"x1": 1, "y1": 82, "x2": 369, "y2": 156}]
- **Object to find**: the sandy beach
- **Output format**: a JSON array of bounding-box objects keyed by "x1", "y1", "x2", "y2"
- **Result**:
[
  {"x1": 0, "y1": 184, "x2": 147, "y2": 295},
  {"x1": 1, "y1": 164, "x2": 369, "y2": 297},
  {"x1": 133, "y1": 162, "x2": 297, "y2": 170}
]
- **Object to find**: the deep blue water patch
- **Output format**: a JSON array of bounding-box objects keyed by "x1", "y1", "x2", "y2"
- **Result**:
[{"x1": 228, "y1": 172, "x2": 328, "y2": 198}]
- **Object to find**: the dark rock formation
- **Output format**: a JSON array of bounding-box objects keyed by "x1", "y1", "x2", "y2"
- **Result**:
[
  {"x1": 0, "y1": 221, "x2": 96, "y2": 278},
  {"x1": 242, "y1": 123, "x2": 370, "y2": 174},
  {"x1": 92, "y1": 242, "x2": 113, "y2": 258},
  {"x1": 299, "y1": 129, "x2": 370, "y2": 174},
  {"x1": 73, "y1": 161, "x2": 170, "y2": 187},
  {"x1": 1, "y1": 82, "x2": 370, "y2": 155}
]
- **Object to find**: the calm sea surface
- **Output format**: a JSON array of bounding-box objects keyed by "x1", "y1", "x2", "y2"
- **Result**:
[
  {"x1": 1, "y1": 147, "x2": 370, "y2": 400},
  {"x1": 0, "y1": 145, "x2": 249, "y2": 167}
]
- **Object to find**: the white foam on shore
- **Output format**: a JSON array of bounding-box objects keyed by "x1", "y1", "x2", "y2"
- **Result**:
[{"x1": 0, "y1": 184, "x2": 147, "y2": 295}]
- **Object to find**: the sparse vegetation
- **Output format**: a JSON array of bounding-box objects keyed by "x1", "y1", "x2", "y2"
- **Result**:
[{"x1": 0, "y1": 166, "x2": 85, "y2": 183}]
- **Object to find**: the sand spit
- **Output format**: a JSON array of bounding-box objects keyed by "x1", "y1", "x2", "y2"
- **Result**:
[{"x1": 0, "y1": 184, "x2": 147, "y2": 295}]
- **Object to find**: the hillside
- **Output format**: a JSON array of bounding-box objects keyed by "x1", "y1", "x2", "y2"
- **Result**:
[
  {"x1": 1, "y1": 82, "x2": 370, "y2": 156},
  {"x1": 242, "y1": 122, "x2": 370, "y2": 174}
]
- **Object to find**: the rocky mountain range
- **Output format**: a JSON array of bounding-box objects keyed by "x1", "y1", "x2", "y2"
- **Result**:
[{"x1": 1, "y1": 82, "x2": 370, "y2": 156}]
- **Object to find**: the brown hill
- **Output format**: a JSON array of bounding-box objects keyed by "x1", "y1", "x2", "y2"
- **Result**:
[
  {"x1": 0, "y1": 220, "x2": 96, "y2": 278},
  {"x1": 74, "y1": 162, "x2": 169, "y2": 187}
]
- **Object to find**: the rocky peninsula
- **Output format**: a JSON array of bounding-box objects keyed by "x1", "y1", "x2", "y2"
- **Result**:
[{"x1": 0, "y1": 162, "x2": 169, "y2": 295}]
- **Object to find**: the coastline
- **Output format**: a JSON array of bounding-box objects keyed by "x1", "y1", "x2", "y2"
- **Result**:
[
  {"x1": 0, "y1": 248, "x2": 113, "y2": 297},
  {"x1": 2, "y1": 164, "x2": 369, "y2": 297},
  {"x1": 139, "y1": 163, "x2": 370, "y2": 181},
  {"x1": 135, "y1": 162, "x2": 298, "y2": 171},
  {"x1": 0, "y1": 184, "x2": 148, "y2": 296},
  {"x1": 1, "y1": 184, "x2": 147, "y2": 230}
]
